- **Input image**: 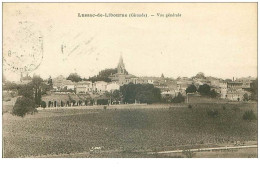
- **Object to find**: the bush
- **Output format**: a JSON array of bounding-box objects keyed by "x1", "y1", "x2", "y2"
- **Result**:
[
  {"x1": 186, "y1": 85, "x2": 197, "y2": 94},
  {"x1": 243, "y1": 93, "x2": 249, "y2": 101},
  {"x1": 172, "y1": 93, "x2": 185, "y2": 103},
  {"x1": 198, "y1": 84, "x2": 211, "y2": 96},
  {"x1": 188, "y1": 104, "x2": 192, "y2": 109},
  {"x1": 12, "y1": 97, "x2": 36, "y2": 117},
  {"x1": 41, "y1": 101, "x2": 46, "y2": 108},
  {"x1": 97, "y1": 99, "x2": 109, "y2": 105},
  {"x1": 222, "y1": 106, "x2": 226, "y2": 110},
  {"x1": 207, "y1": 109, "x2": 219, "y2": 117},
  {"x1": 243, "y1": 110, "x2": 257, "y2": 121},
  {"x1": 209, "y1": 89, "x2": 218, "y2": 98}
]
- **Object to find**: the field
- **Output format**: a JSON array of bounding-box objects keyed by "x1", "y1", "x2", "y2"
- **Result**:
[{"x1": 3, "y1": 102, "x2": 258, "y2": 158}]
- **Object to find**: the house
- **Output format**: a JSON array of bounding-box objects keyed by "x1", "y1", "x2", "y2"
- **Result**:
[
  {"x1": 209, "y1": 79, "x2": 220, "y2": 87},
  {"x1": 220, "y1": 81, "x2": 248, "y2": 101},
  {"x1": 17, "y1": 72, "x2": 32, "y2": 85},
  {"x1": 176, "y1": 79, "x2": 193, "y2": 95},
  {"x1": 161, "y1": 90, "x2": 177, "y2": 98},
  {"x1": 136, "y1": 77, "x2": 155, "y2": 84},
  {"x1": 76, "y1": 81, "x2": 93, "y2": 94},
  {"x1": 219, "y1": 81, "x2": 228, "y2": 98},
  {"x1": 235, "y1": 77, "x2": 254, "y2": 89},
  {"x1": 52, "y1": 75, "x2": 76, "y2": 91},
  {"x1": 93, "y1": 81, "x2": 108, "y2": 93},
  {"x1": 106, "y1": 82, "x2": 120, "y2": 92},
  {"x1": 226, "y1": 89, "x2": 248, "y2": 101}
]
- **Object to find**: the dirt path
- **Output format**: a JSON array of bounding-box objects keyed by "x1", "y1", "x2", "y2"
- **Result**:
[
  {"x1": 22, "y1": 144, "x2": 258, "y2": 158},
  {"x1": 148, "y1": 144, "x2": 258, "y2": 154}
]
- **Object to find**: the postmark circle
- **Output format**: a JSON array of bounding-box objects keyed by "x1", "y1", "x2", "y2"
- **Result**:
[{"x1": 3, "y1": 21, "x2": 43, "y2": 74}]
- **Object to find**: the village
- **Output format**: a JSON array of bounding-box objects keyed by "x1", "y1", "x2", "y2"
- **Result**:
[
  {"x1": 8, "y1": 55, "x2": 255, "y2": 110},
  {"x1": 3, "y1": 54, "x2": 258, "y2": 159},
  {"x1": 2, "y1": 1, "x2": 258, "y2": 162}
]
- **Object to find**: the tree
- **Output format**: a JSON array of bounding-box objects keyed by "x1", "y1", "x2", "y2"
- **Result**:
[
  {"x1": 61, "y1": 101, "x2": 64, "y2": 107},
  {"x1": 243, "y1": 93, "x2": 249, "y2": 101},
  {"x1": 35, "y1": 88, "x2": 38, "y2": 105},
  {"x1": 209, "y1": 89, "x2": 218, "y2": 98},
  {"x1": 225, "y1": 79, "x2": 232, "y2": 82},
  {"x1": 152, "y1": 88, "x2": 162, "y2": 102},
  {"x1": 14, "y1": 75, "x2": 45, "y2": 116},
  {"x1": 112, "y1": 90, "x2": 121, "y2": 101},
  {"x1": 41, "y1": 83, "x2": 51, "y2": 95},
  {"x1": 67, "y1": 73, "x2": 82, "y2": 82},
  {"x1": 250, "y1": 79, "x2": 258, "y2": 101},
  {"x1": 17, "y1": 84, "x2": 34, "y2": 99},
  {"x1": 198, "y1": 84, "x2": 211, "y2": 96},
  {"x1": 88, "y1": 68, "x2": 118, "y2": 82},
  {"x1": 97, "y1": 99, "x2": 109, "y2": 105},
  {"x1": 120, "y1": 83, "x2": 161, "y2": 104},
  {"x1": 172, "y1": 93, "x2": 185, "y2": 103},
  {"x1": 104, "y1": 91, "x2": 112, "y2": 98},
  {"x1": 41, "y1": 101, "x2": 47, "y2": 108},
  {"x1": 186, "y1": 85, "x2": 197, "y2": 94},
  {"x1": 32, "y1": 75, "x2": 43, "y2": 89},
  {"x1": 195, "y1": 72, "x2": 205, "y2": 79},
  {"x1": 12, "y1": 97, "x2": 36, "y2": 117},
  {"x1": 106, "y1": 90, "x2": 122, "y2": 103},
  {"x1": 3, "y1": 81, "x2": 19, "y2": 91},
  {"x1": 38, "y1": 88, "x2": 42, "y2": 105},
  {"x1": 31, "y1": 75, "x2": 43, "y2": 106},
  {"x1": 47, "y1": 76, "x2": 53, "y2": 88}
]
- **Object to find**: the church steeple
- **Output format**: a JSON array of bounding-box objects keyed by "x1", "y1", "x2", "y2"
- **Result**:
[{"x1": 117, "y1": 54, "x2": 126, "y2": 74}]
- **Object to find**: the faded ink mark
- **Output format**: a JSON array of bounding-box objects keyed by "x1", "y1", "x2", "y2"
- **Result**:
[
  {"x1": 68, "y1": 44, "x2": 80, "y2": 56},
  {"x1": 85, "y1": 37, "x2": 94, "y2": 45},
  {"x1": 3, "y1": 21, "x2": 43, "y2": 74}
]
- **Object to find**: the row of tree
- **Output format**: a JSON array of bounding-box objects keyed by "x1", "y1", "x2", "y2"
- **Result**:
[
  {"x1": 88, "y1": 68, "x2": 118, "y2": 82},
  {"x1": 120, "y1": 83, "x2": 161, "y2": 104},
  {"x1": 66, "y1": 68, "x2": 121, "y2": 83},
  {"x1": 186, "y1": 84, "x2": 218, "y2": 98}
]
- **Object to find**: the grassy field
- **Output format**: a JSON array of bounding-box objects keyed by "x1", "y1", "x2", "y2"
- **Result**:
[{"x1": 3, "y1": 102, "x2": 258, "y2": 158}]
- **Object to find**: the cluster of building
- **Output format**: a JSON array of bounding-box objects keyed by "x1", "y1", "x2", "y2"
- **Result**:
[
  {"x1": 51, "y1": 56, "x2": 168, "y2": 95},
  {"x1": 52, "y1": 76, "x2": 120, "y2": 94},
  {"x1": 167, "y1": 76, "x2": 254, "y2": 101},
  {"x1": 19, "y1": 55, "x2": 255, "y2": 102}
]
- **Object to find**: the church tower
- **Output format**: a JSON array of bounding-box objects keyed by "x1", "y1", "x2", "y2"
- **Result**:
[{"x1": 117, "y1": 54, "x2": 126, "y2": 74}]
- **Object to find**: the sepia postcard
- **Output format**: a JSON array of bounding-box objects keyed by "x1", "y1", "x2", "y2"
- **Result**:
[{"x1": 2, "y1": 2, "x2": 258, "y2": 158}]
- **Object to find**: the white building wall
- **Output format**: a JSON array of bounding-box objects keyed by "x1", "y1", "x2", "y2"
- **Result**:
[
  {"x1": 106, "y1": 83, "x2": 120, "y2": 92},
  {"x1": 94, "y1": 81, "x2": 108, "y2": 92}
]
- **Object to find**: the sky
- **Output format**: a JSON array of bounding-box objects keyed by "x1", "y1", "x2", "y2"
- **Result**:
[{"x1": 2, "y1": 3, "x2": 257, "y2": 82}]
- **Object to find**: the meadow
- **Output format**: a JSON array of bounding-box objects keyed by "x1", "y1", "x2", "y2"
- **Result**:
[{"x1": 3, "y1": 102, "x2": 258, "y2": 158}]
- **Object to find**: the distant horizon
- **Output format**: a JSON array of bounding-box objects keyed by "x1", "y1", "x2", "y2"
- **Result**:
[{"x1": 5, "y1": 65, "x2": 257, "y2": 83}]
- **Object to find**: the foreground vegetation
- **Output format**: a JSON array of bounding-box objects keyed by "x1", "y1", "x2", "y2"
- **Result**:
[{"x1": 3, "y1": 103, "x2": 257, "y2": 158}]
